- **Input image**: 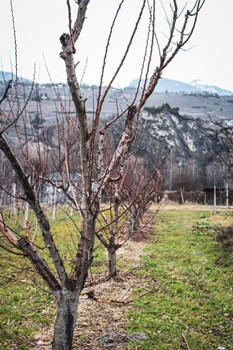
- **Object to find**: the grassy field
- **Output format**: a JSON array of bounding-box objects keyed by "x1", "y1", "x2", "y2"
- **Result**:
[
  {"x1": 127, "y1": 208, "x2": 233, "y2": 349},
  {"x1": 0, "y1": 206, "x2": 233, "y2": 349}
]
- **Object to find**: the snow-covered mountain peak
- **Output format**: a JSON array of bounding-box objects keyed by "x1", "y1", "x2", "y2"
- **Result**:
[{"x1": 189, "y1": 79, "x2": 233, "y2": 96}]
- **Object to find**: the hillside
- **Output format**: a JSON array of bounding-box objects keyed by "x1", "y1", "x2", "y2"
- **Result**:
[
  {"x1": 1, "y1": 72, "x2": 233, "y2": 122},
  {"x1": 1, "y1": 76, "x2": 233, "y2": 191},
  {"x1": 2, "y1": 83, "x2": 233, "y2": 126}
]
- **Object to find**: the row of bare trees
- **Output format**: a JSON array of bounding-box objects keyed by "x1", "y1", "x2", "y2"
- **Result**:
[
  {"x1": 95, "y1": 157, "x2": 161, "y2": 278},
  {"x1": 0, "y1": 1, "x2": 205, "y2": 349}
]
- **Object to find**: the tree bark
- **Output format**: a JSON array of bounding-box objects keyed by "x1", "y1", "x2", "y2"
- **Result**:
[
  {"x1": 108, "y1": 247, "x2": 117, "y2": 278},
  {"x1": 52, "y1": 289, "x2": 80, "y2": 350},
  {"x1": 128, "y1": 215, "x2": 138, "y2": 238}
]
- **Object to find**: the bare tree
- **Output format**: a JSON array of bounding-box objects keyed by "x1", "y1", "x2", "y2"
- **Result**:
[
  {"x1": 95, "y1": 180, "x2": 129, "y2": 279},
  {"x1": 123, "y1": 158, "x2": 162, "y2": 237},
  {"x1": 95, "y1": 156, "x2": 161, "y2": 279},
  {"x1": 0, "y1": 1, "x2": 205, "y2": 349}
]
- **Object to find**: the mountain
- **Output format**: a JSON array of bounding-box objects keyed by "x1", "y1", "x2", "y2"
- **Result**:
[
  {"x1": 189, "y1": 79, "x2": 233, "y2": 96},
  {"x1": 129, "y1": 77, "x2": 233, "y2": 96},
  {"x1": 0, "y1": 71, "x2": 15, "y2": 82},
  {"x1": 140, "y1": 104, "x2": 219, "y2": 164},
  {"x1": 1, "y1": 70, "x2": 232, "y2": 96},
  {"x1": 0, "y1": 71, "x2": 31, "y2": 84},
  {"x1": 110, "y1": 103, "x2": 224, "y2": 190}
]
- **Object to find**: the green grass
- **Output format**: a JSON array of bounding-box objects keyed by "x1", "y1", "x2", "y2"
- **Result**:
[
  {"x1": 0, "y1": 275, "x2": 54, "y2": 349},
  {"x1": 1, "y1": 207, "x2": 233, "y2": 349},
  {"x1": 127, "y1": 209, "x2": 233, "y2": 349},
  {"x1": 0, "y1": 207, "x2": 106, "y2": 349}
]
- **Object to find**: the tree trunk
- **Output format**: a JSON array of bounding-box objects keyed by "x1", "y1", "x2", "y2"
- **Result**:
[
  {"x1": 108, "y1": 247, "x2": 117, "y2": 278},
  {"x1": 128, "y1": 208, "x2": 139, "y2": 238},
  {"x1": 52, "y1": 289, "x2": 80, "y2": 350},
  {"x1": 128, "y1": 217, "x2": 134, "y2": 238}
]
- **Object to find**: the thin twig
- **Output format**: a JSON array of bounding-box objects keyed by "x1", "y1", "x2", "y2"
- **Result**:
[{"x1": 181, "y1": 333, "x2": 191, "y2": 350}]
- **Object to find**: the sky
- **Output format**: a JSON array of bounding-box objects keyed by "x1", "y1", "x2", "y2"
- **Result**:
[{"x1": 0, "y1": 0, "x2": 233, "y2": 91}]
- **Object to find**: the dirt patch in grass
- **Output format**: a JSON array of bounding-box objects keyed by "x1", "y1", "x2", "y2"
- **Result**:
[
  {"x1": 131, "y1": 211, "x2": 156, "y2": 243},
  {"x1": 215, "y1": 225, "x2": 233, "y2": 267},
  {"x1": 30, "y1": 239, "x2": 150, "y2": 350},
  {"x1": 216, "y1": 226, "x2": 233, "y2": 248}
]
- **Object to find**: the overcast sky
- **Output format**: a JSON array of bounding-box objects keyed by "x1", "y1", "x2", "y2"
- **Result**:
[{"x1": 1, "y1": 1, "x2": 233, "y2": 91}]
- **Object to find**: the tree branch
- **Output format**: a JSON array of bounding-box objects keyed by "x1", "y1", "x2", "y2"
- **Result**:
[
  {"x1": 0, "y1": 213, "x2": 61, "y2": 293},
  {"x1": 0, "y1": 134, "x2": 68, "y2": 286}
]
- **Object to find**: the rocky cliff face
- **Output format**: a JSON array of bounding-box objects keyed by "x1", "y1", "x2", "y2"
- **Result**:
[
  {"x1": 111, "y1": 103, "x2": 224, "y2": 190},
  {"x1": 140, "y1": 104, "x2": 221, "y2": 164}
]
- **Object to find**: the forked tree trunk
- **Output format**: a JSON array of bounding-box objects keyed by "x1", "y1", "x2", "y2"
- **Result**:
[
  {"x1": 51, "y1": 213, "x2": 96, "y2": 350},
  {"x1": 108, "y1": 247, "x2": 117, "y2": 278},
  {"x1": 52, "y1": 289, "x2": 80, "y2": 350}
]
